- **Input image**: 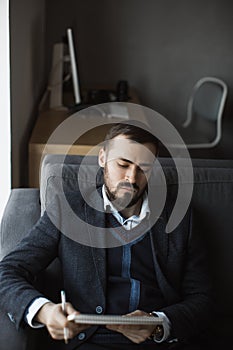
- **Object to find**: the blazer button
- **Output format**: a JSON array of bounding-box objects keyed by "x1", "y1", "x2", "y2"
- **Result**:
[
  {"x1": 95, "y1": 305, "x2": 103, "y2": 314},
  {"x1": 7, "y1": 313, "x2": 15, "y2": 323},
  {"x1": 78, "y1": 332, "x2": 86, "y2": 341}
]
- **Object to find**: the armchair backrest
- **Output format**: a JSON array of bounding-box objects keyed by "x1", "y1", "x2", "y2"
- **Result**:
[{"x1": 40, "y1": 154, "x2": 233, "y2": 313}]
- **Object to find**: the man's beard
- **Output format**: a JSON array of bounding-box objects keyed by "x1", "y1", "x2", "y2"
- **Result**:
[{"x1": 104, "y1": 177, "x2": 146, "y2": 211}]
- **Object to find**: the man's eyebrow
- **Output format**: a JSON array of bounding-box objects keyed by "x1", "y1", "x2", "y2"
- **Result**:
[
  {"x1": 118, "y1": 158, "x2": 154, "y2": 167},
  {"x1": 118, "y1": 157, "x2": 133, "y2": 163}
]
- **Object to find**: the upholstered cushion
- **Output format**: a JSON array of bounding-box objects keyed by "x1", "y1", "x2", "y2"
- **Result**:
[{"x1": 40, "y1": 154, "x2": 101, "y2": 214}]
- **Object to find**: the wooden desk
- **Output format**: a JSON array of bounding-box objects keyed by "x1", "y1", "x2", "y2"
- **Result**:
[{"x1": 29, "y1": 89, "x2": 143, "y2": 187}]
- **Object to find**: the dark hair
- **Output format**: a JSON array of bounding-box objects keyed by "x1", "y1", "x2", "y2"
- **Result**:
[{"x1": 104, "y1": 121, "x2": 159, "y2": 155}]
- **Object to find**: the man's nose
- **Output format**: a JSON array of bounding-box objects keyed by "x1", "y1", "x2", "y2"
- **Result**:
[{"x1": 125, "y1": 167, "x2": 138, "y2": 183}]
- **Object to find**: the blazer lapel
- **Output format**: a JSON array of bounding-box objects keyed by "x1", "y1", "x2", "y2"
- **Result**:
[
  {"x1": 150, "y1": 217, "x2": 180, "y2": 304},
  {"x1": 83, "y1": 187, "x2": 107, "y2": 301}
]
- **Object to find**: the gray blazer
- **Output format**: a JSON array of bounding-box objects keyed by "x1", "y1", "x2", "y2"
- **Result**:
[{"x1": 0, "y1": 187, "x2": 212, "y2": 347}]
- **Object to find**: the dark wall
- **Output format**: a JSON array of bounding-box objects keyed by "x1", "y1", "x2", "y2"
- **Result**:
[
  {"x1": 10, "y1": 0, "x2": 46, "y2": 188},
  {"x1": 45, "y1": 0, "x2": 233, "y2": 159}
]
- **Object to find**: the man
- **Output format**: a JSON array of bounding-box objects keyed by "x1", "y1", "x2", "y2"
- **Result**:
[{"x1": 0, "y1": 123, "x2": 212, "y2": 349}]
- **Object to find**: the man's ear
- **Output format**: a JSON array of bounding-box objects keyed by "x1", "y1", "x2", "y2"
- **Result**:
[{"x1": 98, "y1": 148, "x2": 106, "y2": 167}]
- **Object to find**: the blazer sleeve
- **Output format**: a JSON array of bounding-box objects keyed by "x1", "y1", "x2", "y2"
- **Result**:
[{"x1": 0, "y1": 211, "x2": 60, "y2": 330}]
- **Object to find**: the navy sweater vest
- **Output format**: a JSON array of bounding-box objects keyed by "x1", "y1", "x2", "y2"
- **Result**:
[{"x1": 105, "y1": 213, "x2": 166, "y2": 315}]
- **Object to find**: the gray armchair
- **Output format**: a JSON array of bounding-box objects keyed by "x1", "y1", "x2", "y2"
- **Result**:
[{"x1": 1, "y1": 154, "x2": 233, "y2": 349}]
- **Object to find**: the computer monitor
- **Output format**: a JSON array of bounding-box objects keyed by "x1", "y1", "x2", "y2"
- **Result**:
[
  {"x1": 47, "y1": 28, "x2": 81, "y2": 110},
  {"x1": 46, "y1": 27, "x2": 127, "y2": 112}
]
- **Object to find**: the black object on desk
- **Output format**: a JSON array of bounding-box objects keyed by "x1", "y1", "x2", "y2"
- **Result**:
[{"x1": 69, "y1": 80, "x2": 130, "y2": 113}]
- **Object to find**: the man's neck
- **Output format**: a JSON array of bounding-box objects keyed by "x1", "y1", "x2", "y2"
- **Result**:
[{"x1": 119, "y1": 198, "x2": 143, "y2": 219}]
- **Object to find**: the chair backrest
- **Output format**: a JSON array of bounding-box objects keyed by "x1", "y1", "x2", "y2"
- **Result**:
[
  {"x1": 181, "y1": 76, "x2": 228, "y2": 148},
  {"x1": 40, "y1": 154, "x2": 233, "y2": 328},
  {"x1": 185, "y1": 76, "x2": 228, "y2": 127}
]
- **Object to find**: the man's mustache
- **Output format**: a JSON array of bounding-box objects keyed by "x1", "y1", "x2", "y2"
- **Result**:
[{"x1": 117, "y1": 182, "x2": 139, "y2": 191}]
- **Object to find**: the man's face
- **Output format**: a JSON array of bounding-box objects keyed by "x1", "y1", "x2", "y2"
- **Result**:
[{"x1": 98, "y1": 135, "x2": 157, "y2": 211}]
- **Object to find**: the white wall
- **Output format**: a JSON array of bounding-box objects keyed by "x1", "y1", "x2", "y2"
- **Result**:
[
  {"x1": 0, "y1": 0, "x2": 11, "y2": 219},
  {"x1": 10, "y1": 0, "x2": 46, "y2": 187}
]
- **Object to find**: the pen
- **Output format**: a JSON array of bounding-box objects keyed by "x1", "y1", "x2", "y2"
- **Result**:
[{"x1": 61, "y1": 290, "x2": 69, "y2": 344}]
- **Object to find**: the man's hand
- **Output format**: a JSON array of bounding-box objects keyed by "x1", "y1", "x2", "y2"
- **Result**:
[
  {"x1": 35, "y1": 302, "x2": 90, "y2": 341},
  {"x1": 106, "y1": 310, "x2": 155, "y2": 344}
]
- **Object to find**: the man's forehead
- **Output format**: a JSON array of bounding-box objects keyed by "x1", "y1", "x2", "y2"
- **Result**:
[{"x1": 106, "y1": 136, "x2": 156, "y2": 165}]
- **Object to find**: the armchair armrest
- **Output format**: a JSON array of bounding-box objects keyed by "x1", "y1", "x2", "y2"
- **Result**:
[
  {"x1": 0, "y1": 188, "x2": 41, "y2": 350},
  {"x1": 0, "y1": 188, "x2": 40, "y2": 261}
]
